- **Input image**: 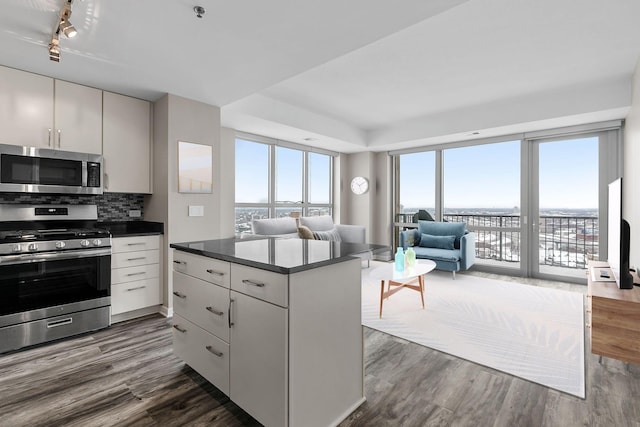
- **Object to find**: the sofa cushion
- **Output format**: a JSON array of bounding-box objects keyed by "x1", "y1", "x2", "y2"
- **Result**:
[
  {"x1": 297, "y1": 225, "x2": 315, "y2": 240},
  {"x1": 413, "y1": 247, "x2": 461, "y2": 263},
  {"x1": 419, "y1": 233, "x2": 456, "y2": 250},
  {"x1": 312, "y1": 228, "x2": 342, "y2": 242},
  {"x1": 252, "y1": 217, "x2": 297, "y2": 235},
  {"x1": 299, "y1": 215, "x2": 335, "y2": 232}
]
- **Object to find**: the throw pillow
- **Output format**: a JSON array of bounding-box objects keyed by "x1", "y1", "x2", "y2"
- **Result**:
[
  {"x1": 419, "y1": 233, "x2": 456, "y2": 250},
  {"x1": 297, "y1": 225, "x2": 315, "y2": 240},
  {"x1": 312, "y1": 228, "x2": 342, "y2": 242}
]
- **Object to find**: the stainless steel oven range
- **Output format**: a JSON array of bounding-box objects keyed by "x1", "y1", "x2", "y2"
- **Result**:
[{"x1": 0, "y1": 204, "x2": 111, "y2": 353}]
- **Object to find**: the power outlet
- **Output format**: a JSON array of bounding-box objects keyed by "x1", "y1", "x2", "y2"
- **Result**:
[{"x1": 129, "y1": 210, "x2": 141, "y2": 218}]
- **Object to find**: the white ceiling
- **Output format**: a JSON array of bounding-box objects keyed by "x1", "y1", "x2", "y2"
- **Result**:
[{"x1": 1, "y1": 0, "x2": 639, "y2": 153}]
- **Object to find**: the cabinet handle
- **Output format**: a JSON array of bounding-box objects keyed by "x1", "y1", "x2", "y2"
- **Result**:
[
  {"x1": 126, "y1": 285, "x2": 146, "y2": 292},
  {"x1": 127, "y1": 257, "x2": 146, "y2": 261},
  {"x1": 173, "y1": 260, "x2": 186, "y2": 265},
  {"x1": 586, "y1": 323, "x2": 591, "y2": 328},
  {"x1": 126, "y1": 272, "x2": 146, "y2": 277},
  {"x1": 57, "y1": 129, "x2": 61, "y2": 148},
  {"x1": 104, "y1": 172, "x2": 109, "y2": 190},
  {"x1": 172, "y1": 291, "x2": 186, "y2": 299},
  {"x1": 242, "y1": 279, "x2": 265, "y2": 287},
  {"x1": 205, "y1": 345, "x2": 223, "y2": 357},
  {"x1": 228, "y1": 298, "x2": 235, "y2": 327},
  {"x1": 127, "y1": 242, "x2": 146, "y2": 246},
  {"x1": 48, "y1": 128, "x2": 52, "y2": 147},
  {"x1": 206, "y1": 306, "x2": 224, "y2": 316},
  {"x1": 47, "y1": 318, "x2": 73, "y2": 328},
  {"x1": 173, "y1": 324, "x2": 186, "y2": 333},
  {"x1": 585, "y1": 309, "x2": 592, "y2": 313},
  {"x1": 206, "y1": 269, "x2": 224, "y2": 276}
]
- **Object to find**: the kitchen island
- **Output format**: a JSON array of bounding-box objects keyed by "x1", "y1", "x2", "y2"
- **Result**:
[{"x1": 170, "y1": 237, "x2": 377, "y2": 427}]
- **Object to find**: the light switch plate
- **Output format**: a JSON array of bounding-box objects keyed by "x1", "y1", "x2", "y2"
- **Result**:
[
  {"x1": 129, "y1": 210, "x2": 141, "y2": 218},
  {"x1": 188, "y1": 205, "x2": 204, "y2": 217}
]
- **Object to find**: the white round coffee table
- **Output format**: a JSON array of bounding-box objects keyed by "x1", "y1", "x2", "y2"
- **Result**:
[{"x1": 369, "y1": 260, "x2": 437, "y2": 318}]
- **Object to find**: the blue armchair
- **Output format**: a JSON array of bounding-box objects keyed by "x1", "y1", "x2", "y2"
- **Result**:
[{"x1": 399, "y1": 221, "x2": 475, "y2": 278}]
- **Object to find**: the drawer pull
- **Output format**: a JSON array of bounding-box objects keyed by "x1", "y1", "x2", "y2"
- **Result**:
[
  {"x1": 47, "y1": 318, "x2": 73, "y2": 328},
  {"x1": 127, "y1": 257, "x2": 146, "y2": 261},
  {"x1": 127, "y1": 285, "x2": 147, "y2": 292},
  {"x1": 242, "y1": 279, "x2": 265, "y2": 287},
  {"x1": 586, "y1": 309, "x2": 592, "y2": 313},
  {"x1": 173, "y1": 324, "x2": 187, "y2": 333},
  {"x1": 586, "y1": 323, "x2": 591, "y2": 328},
  {"x1": 127, "y1": 243, "x2": 146, "y2": 246},
  {"x1": 126, "y1": 272, "x2": 146, "y2": 277},
  {"x1": 205, "y1": 345, "x2": 223, "y2": 357},
  {"x1": 172, "y1": 291, "x2": 187, "y2": 299},
  {"x1": 206, "y1": 306, "x2": 224, "y2": 316},
  {"x1": 173, "y1": 260, "x2": 186, "y2": 265},
  {"x1": 206, "y1": 269, "x2": 225, "y2": 276}
]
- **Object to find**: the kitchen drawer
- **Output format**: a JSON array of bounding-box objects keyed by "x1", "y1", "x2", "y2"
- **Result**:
[
  {"x1": 112, "y1": 263, "x2": 159, "y2": 285},
  {"x1": 111, "y1": 278, "x2": 161, "y2": 315},
  {"x1": 173, "y1": 271, "x2": 230, "y2": 342},
  {"x1": 172, "y1": 314, "x2": 230, "y2": 396},
  {"x1": 112, "y1": 235, "x2": 159, "y2": 253},
  {"x1": 112, "y1": 249, "x2": 159, "y2": 269},
  {"x1": 231, "y1": 264, "x2": 288, "y2": 307},
  {"x1": 173, "y1": 250, "x2": 230, "y2": 288}
]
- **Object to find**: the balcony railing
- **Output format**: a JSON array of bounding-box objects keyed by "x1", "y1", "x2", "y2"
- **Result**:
[{"x1": 397, "y1": 213, "x2": 599, "y2": 270}]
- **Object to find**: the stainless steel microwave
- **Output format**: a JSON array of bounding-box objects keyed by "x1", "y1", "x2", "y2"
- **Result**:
[{"x1": 0, "y1": 144, "x2": 103, "y2": 195}]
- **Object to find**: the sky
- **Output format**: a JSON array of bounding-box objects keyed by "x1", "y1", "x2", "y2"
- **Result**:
[
  {"x1": 400, "y1": 137, "x2": 599, "y2": 210},
  {"x1": 237, "y1": 136, "x2": 600, "y2": 210}
]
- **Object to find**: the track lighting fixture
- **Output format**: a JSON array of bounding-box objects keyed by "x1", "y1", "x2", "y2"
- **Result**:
[{"x1": 48, "y1": 0, "x2": 76, "y2": 62}]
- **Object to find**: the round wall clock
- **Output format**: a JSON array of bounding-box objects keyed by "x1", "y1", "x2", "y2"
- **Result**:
[{"x1": 350, "y1": 176, "x2": 369, "y2": 195}]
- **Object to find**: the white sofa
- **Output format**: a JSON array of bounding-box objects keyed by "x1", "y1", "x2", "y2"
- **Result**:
[{"x1": 251, "y1": 216, "x2": 372, "y2": 266}]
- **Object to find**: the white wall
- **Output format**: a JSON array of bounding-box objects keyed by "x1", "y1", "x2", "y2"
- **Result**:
[
  {"x1": 624, "y1": 59, "x2": 640, "y2": 268},
  {"x1": 146, "y1": 94, "x2": 222, "y2": 310}
]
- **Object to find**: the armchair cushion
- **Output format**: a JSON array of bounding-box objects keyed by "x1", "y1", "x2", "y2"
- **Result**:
[
  {"x1": 299, "y1": 216, "x2": 334, "y2": 231},
  {"x1": 419, "y1": 233, "x2": 456, "y2": 250}
]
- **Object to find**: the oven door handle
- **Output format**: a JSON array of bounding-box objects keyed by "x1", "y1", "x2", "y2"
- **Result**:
[{"x1": 0, "y1": 248, "x2": 111, "y2": 265}]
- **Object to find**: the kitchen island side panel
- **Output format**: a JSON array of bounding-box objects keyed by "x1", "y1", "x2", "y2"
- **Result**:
[{"x1": 288, "y1": 258, "x2": 365, "y2": 427}]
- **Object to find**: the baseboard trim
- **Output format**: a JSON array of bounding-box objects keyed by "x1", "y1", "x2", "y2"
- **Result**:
[{"x1": 160, "y1": 305, "x2": 173, "y2": 318}]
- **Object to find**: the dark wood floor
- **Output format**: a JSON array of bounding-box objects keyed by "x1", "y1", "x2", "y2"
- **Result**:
[{"x1": 1, "y1": 313, "x2": 639, "y2": 427}]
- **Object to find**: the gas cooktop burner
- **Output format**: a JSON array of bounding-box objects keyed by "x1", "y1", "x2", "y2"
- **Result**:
[{"x1": 0, "y1": 228, "x2": 110, "y2": 243}]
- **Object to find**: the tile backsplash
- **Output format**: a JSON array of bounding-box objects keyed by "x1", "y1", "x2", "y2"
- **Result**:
[{"x1": 0, "y1": 193, "x2": 145, "y2": 221}]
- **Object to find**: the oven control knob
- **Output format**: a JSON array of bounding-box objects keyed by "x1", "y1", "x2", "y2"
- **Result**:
[
  {"x1": 12, "y1": 244, "x2": 22, "y2": 253},
  {"x1": 27, "y1": 243, "x2": 38, "y2": 252},
  {"x1": 80, "y1": 239, "x2": 91, "y2": 248},
  {"x1": 55, "y1": 241, "x2": 66, "y2": 249},
  {"x1": 92, "y1": 239, "x2": 102, "y2": 246}
]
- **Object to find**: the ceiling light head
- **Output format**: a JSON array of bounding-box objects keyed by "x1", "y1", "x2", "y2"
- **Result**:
[
  {"x1": 59, "y1": 19, "x2": 77, "y2": 38},
  {"x1": 194, "y1": 6, "x2": 205, "y2": 18}
]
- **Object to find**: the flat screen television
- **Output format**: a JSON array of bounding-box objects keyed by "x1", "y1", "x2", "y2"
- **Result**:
[{"x1": 607, "y1": 177, "x2": 634, "y2": 289}]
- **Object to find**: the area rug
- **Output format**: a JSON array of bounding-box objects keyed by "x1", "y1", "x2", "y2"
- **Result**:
[{"x1": 361, "y1": 265, "x2": 585, "y2": 398}]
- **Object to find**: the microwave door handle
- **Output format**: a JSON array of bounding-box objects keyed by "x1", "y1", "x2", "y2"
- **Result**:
[
  {"x1": 48, "y1": 128, "x2": 52, "y2": 147},
  {"x1": 57, "y1": 129, "x2": 61, "y2": 148}
]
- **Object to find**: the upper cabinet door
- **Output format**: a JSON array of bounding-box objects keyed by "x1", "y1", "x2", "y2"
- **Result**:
[
  {"x1": 103, "y1": 91, "x2": 152, "y2": 194},
  {"x1": 54, "y1": 80, "x2": 102, "y2": 154},
  {"x1": 0, "y1": 66, "x2": 54, "y2": 148}
]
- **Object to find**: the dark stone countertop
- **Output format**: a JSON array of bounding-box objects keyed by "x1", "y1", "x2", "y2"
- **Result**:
[
  {"x1": 170, "y1": 237, "x2": 388, "y2": 274},
  {"x1": 97, "y1": 221, "x2": 164, "y2": 237}
]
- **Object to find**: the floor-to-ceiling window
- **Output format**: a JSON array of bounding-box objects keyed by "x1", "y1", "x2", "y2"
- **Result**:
[
  {"x1": 443, "y1": 140, "x2": 521, "y2": 270},
  {"x1": 234, "y1": 133, "x2": 334, "y2": 236},
  {"x1": 391, "y1": 122, "x2": 623, "y2": 282}
]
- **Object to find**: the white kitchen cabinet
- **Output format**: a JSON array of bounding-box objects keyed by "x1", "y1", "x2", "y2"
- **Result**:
[
  {"x1": 53, "y1": 80, "x2": 102, "y2": 154},
  {"x1": 229, "y1": 290, "x2": 288, "y2": 427},
  {"x1": 171, "y1": 245, "x2": 364, "y2": 427},
  {"x1": 0, "y1": 66, "x2": 102, "y2": 153},
  {"x1": 111, "y1": 235, "x2": 161, "y2": 319},
  {"x1": 103, "y1": 91, "x2": 152, "y2": 193},
  {"x1": 0, "y1": 66, "x2": 53, "y2": 148}
]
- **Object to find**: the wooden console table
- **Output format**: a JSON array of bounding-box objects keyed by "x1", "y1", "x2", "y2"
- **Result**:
[{"x1": 587, "y1": 261, "x2": 640, "y2": 365}]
